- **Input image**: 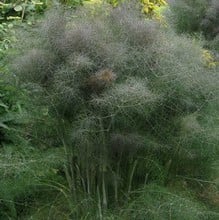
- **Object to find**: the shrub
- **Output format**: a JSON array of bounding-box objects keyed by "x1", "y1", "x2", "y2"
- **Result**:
[
  {"x1": 168, "y1": 0, "x2": 219, "y2": 40},
  {"x1": 11, "y1": 3, "x2": 219, "y2": 218},
  {"x1": 201, "y1": 0, "x2": 219, "y2": 39}
]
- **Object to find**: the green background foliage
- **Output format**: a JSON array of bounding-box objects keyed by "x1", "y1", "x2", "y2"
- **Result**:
[{"x1": 168, "y1": 0, "x2": 219, "y2": 44}]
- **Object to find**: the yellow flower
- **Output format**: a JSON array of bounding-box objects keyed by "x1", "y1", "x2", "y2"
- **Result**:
[{"x1": 202, "y1": 49, "x2": 218, "y2": 68}]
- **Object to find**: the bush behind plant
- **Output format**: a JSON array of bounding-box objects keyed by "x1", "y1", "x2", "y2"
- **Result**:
[{"x1": 168, "y1": 0, "x2": 219, "y2": 40}]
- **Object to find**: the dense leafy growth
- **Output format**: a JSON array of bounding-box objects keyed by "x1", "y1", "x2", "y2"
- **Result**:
[
  {"x1": 168, "y1": 0, "x2": 219, "y2": 40},
  {"x1": 0, "y1": 1, "x2": 219, "y2": 219}
]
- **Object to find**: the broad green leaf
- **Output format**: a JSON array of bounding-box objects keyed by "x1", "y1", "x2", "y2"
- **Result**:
[
  {"x1": 0, "y1": 103, "x2": 8, "y2": 110},
  {"x1": 0, "y1": 122, "x2": 9, "y2": 130},
  {"x1": 14, "y1": 5, "x2": 23, "y2": 12}
]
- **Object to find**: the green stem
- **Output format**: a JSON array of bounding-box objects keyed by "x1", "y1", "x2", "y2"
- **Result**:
[{"x1": 128, "y1": 159, "x2": 138, "y2": 194}]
